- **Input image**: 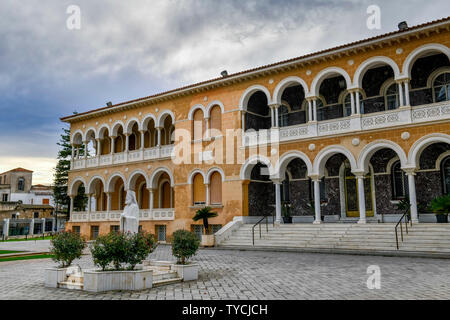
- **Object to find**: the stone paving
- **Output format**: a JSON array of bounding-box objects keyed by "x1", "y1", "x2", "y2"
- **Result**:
[{"x1": 1, "y1": 244, "x2": 450, "y2": 300}]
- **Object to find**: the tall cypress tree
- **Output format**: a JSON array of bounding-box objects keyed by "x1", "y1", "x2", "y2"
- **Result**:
[{"x1": 53, "y1": 124, "x2": 87, "y2": 219}]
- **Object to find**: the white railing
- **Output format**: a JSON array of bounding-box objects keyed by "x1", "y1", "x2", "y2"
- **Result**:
[
  {"x1": 244, "y1": 101, "x2": 450, "y2": 146},
  {"x1": 71, "y1": 145, "x2": 174, "y2": 170},
  {"x1": 70, "y1": 209, "x2": 175, "y2": 222}
]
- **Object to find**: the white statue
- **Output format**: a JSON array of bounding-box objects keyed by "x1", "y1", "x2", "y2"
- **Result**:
[{"x1": 120, "y1": 191, "x2": 139, "y2": 234}]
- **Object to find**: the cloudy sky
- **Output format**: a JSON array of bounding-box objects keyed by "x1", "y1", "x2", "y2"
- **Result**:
[{"x1": 0, "y1": 0, "x2": 448, "y2": 184}]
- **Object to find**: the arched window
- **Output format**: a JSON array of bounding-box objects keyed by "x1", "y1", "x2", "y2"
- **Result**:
[
  {"x1": 193, "y1": 109, "x2": 204, "y2": 141},
  {"x1": 392, "y1": 161, "x2": 409, "y2": 199},
  {"x1": 193, "y1": 173, "x2": 205, "y2": 205},
  {"x1": 17, "y1": 178, "x2": 25, "y2": 191},
  {"x1": 433, "y1": 72, "x2": 450, "y2": 103},
  {"x1": 442, "y1": 156, "x2": 450, "y2": 195},
  {"x1": 209, "y1": 172, "x2": 222, "y2": 205},
  {"x1": 160, "y1": 181, "x2": 172, "y2": 208},
  {"x1": 209, "y1": 106, "x2": 222, "y2": 135},
  {"x1": 385, "y1": 83, "x2": 399, "y2": 110}
]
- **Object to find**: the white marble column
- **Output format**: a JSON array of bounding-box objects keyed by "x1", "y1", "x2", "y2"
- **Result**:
[
  {"x1": 241, "y1": 111, "x2": 246, "y2": 132},
  {"x1": 270, "y1": 107, "x2": 275, "y2": 128},
  {"x1": 355, "y1": 91, "x2": 361, "y2": 114},
  {"x1": 125, "y1": 134, "x2": 130, "y2": 151},
  {"x1": 69, "y1": 196, "x2": 75, "y2": 217},
  {"x1": 355, "y1": 174, "x2": 366, "y2": 224},
  {"x1": 96, "y1": 139, "x2": 101, "y2": 156},
  {"x1": 350, "y1": 91, "x2": 355, "y2": 115},
  {"x1": 157, "y1": 127, "x2": 162, "y2": 146},
  {"x1": 110, "y1": 136, "x2": 116, "y2": 154},
  {"x1": 312, "y1": 178, "x2": 321, "y2": 224},
  {"x1": 274, "y1": 181, "x2": 282, "y2": 225},
  {"x1": 106, "y1": 193, "x2": 112, "y2": 212},
  {"x1": 274, "y1": 105, "x2": 280, "y2": 128},
  {"x1": 148, "y1": 188, "x2": 154, "y2": 217},
  {"x1": 404, "y1": 169, "x2": 419, "y2": 223},
  {"x1": 398, "y1": 82, "x2": 404, "y2": 107},
  {"x1": 404, "y1": 80, "x2": 411, "y2": 106},
  {"x1": 140, "y1": 131, "x2": 145, "y2": 150},
  {"x1": 307, "y1": 100, "x2": 313, "y2": 122}
]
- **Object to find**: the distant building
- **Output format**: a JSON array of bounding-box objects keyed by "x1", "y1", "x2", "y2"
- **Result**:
[
  {"x1": 0, "y1": 168, "x2": 64, "y2": 237},
  {"x1": 0, "y1": 168, "x2": 54, "y2": 206}
]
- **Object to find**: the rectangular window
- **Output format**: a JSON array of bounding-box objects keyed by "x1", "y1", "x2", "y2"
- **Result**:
[
  {"x1": 34, "y1": 223, "x2": 42, "y2": 234},
  {"x1": 72, "y1": 226, "x2": 81, "y2": 234},
  {"x1": 110, "y1": 225, "x2": 120, "y2": 234},
  {"x1": 191, "y1": 225, "x2": 203, "y2": 240},
  {"x1": 34, "y1": 212, "x2": 39, "y2": 218},
  {"x1": 45, "y1": 220, "x2": 53, "y2": 232},
  {"x1": 91, "y1": 226, "x2": 99, "y2": 240},
  {"x1": 42, "y1": 198, "x2": 49, "y2": 205},
  {"x1": 2, "y1": 194, "x2": 8, "y2": 202},
  {"x1": 156, "y1": 225, "x2": 166, "y2": 241},
  {"x1": 11, "y1": 214, "x2": 17, "y2": 219},
  {"x1": 211, "y1": 224, "x2": 223, "y2": 234}
]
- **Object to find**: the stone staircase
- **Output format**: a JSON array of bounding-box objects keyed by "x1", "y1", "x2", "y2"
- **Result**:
[{"x1": 217, "y1": 223, "x2": 450, "y2": 257}]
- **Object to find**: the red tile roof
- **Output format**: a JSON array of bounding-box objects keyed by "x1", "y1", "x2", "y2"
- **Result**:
[
  {"x1": 61, "y1": 16, "x2": 450, "y2": 122},
  {"x1": 0, "y1": 167, "x2": 33, "y2": 175}
]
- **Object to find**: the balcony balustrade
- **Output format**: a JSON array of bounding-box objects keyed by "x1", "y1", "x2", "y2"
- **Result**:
[
  {"x1": 70, "y1": 208, "x2": 175, "y2": 222},
  {"x1": 244, "y1": 101, "x2": 450, "y2": 146},
  {"x1": 71, "y1": 145, "x2": 174, "y2": 170}
]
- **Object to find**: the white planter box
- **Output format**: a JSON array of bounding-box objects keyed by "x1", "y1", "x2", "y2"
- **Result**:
[
  {"x1": 171, "y1": 263, "x2": 199, "y2": 281},
  {"x1": 201, "y1": 234, "x2": 215, "y2": 247},
  {"x1": 44, "y1": 268, "x2": 68, "y2": 288},
  {"x1": 83, "y1": 269, "x2": 153, "y2": 292}
]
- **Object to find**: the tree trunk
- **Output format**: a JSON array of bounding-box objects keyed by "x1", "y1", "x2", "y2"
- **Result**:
[{"x1": 203, "y1": 218, "x2": 209, "y2": 235}]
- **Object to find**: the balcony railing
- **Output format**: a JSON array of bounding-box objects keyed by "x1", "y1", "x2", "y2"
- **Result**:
[
  {"x1": 71, "y1": 144, "x2": 174, "y2": 170},
  {"x1": 244, "y1": 101, "x2": 450, "y2": 146},
  {"x1": 70, "y1": 209, "x2": 175, "y2": 222}
]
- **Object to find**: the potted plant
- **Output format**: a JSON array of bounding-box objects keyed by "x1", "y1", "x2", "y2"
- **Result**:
[
  {"x1": 430, "y1": 195, "x2": 450, "y2": 223},
  {"x1": 282, "y1": 202, "x2": 292, "y2": 224},
  {"x1": 45, "y1": 231, "x2": 86, "y2": 288},
  {"x1": 193, "y1": 206, "x2": 218, "y2": 247},
  {"x1": 84, "y1": 231, "x2": 155, "y2": 292},
  {"x1": 170, "y1": 229, "x2": 200, "y2": 281}
]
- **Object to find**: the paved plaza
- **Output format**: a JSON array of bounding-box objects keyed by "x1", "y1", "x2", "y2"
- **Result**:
[{"x1": 1, "y1": 243, "x2": 450, "y2": 300}]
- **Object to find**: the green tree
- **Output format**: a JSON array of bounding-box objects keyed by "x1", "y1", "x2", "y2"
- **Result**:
[
  {"x1": 192, "y1": 207, "x2": 218, "y2": 235},
  {"x1": 53, "y1": 123, "x2": 87, "y2": 219}
]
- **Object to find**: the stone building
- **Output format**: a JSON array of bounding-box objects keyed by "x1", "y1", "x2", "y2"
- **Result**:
[
  {"x1": 62, "y1": 18, "x2": 450, "y2": 241},
  {"x1": 0, "y1": 168, "x2": 55, "y2": 206},
  {"x1": 0, "y1": 168, "x2": 60, "y2": 237}
]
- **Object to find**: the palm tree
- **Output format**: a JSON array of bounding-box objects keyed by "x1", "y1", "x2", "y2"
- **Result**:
[{"x1": 193, "y1": 207, "x2": 218, "y2": 235}]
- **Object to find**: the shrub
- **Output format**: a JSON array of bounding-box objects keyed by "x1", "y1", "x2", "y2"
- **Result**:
[
  {"x1": 126, "y1": 232, "x2": 153, "y2": 270},
  {"x1": 50, "y1": 231, "x2": 86, "y2": 268},
  {"x1": 431, "y1": 195, "x2": 450, "y2": 215},
  {"x1": 171, "y1": 229, "x2": 200, "y2": 265},
  {"x1": 90, "y1": 231, "x2": 156, "y2": 271},
  {"x1": 90, "y1": 234, "x2": 112, "y2": 271}
]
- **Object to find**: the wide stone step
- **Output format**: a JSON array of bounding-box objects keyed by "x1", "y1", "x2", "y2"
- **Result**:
[
  {"x1": 152, "y1": 271, "x2": 178, "y2": 282},
  {"x1": 152, "y1": 277, "x2": 183, "y2": 287},
  {"x1": 59, "y1": 282, "x2": 84, "y2": 290}
]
